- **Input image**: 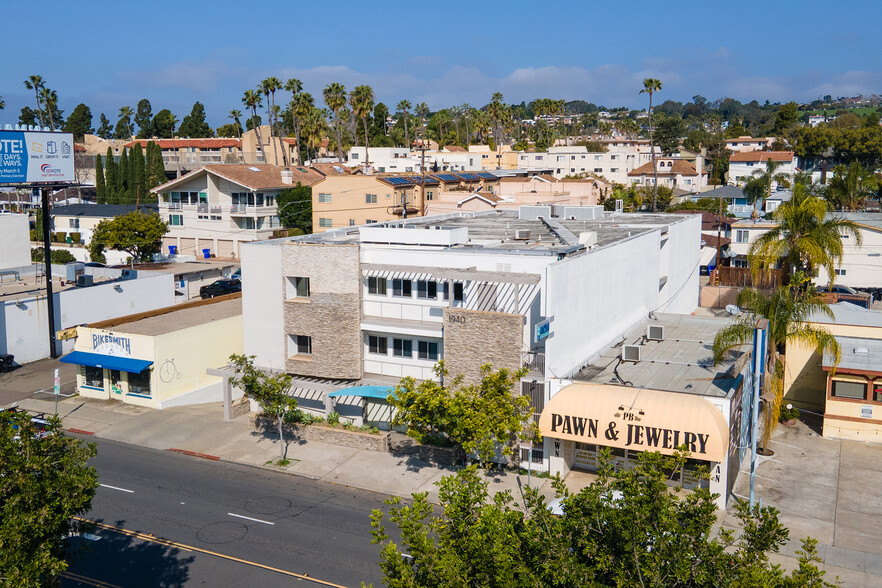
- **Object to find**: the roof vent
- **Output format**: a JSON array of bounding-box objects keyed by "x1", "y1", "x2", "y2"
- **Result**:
[
  {"x1": 514, "y1": 229, "x2": 531, "y2": 241},
  {"x1": 248, "y1": 166, "x2": 261, "y2": 172},
  {"x1": 621, "y1": 345, "x2": 641, "y2": 362},
  {"x1": 647, "y1": 325, "x2": 664, "y2": 341},
  {"x1": 855, "y1": 347, "x2": 869, "y2": 354},
  {"x1": 280, "y1": 168, "x2": 293, "y2": 184}
]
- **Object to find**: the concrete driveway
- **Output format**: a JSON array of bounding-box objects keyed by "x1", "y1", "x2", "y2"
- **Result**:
[{"x1": 727, "y1": 421, "x2": 882, "y2": 586}]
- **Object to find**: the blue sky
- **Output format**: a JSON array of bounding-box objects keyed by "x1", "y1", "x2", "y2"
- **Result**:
[{"x1": 2, "y1": 0, "x2": 881, "y2": 127}]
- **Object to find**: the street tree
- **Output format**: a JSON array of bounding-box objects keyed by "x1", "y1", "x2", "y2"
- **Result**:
[
  {"x1": 63, "y1": 103, "x2": 93, "y2": 141},
  {"x1": 1, "y1": 411, "x2": 98, "y2": 587},
  {"x1": 371, "y1": 451, "x2": 832, "y2": 588},
  {"x1": 713, "y1": 276, "x2": 840, "y2": 452},
  {"x1": 89, "y1": 211, "x2": 168, "y2": 263},
  {"x1": 389, "y1": 363, "x2": 539, "y2": 464},
  {"x1": 229, "y1": 354, "x2": 299, "y2": 460},
  {"x1": 640, "y1": 78, "x2": 663, "y2": 211}
]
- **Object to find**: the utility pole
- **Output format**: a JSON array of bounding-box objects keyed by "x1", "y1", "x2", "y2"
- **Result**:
[{"x1": 41, "y1": 186, "x2": 58, "y2": 359}]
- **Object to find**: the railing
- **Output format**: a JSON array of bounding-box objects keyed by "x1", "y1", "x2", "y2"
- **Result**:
[
  {"x1": 197, "y1": 203, "x2": 209, "y2": 213},
  {"x1": 230, "y1": 204, "x2": 247, "y2": 213},
  {"x1": 166, "y1": 202, "x2": 183, "y2": 210},
  {"x1": 521, "y1": 351, "x2": 545, "y2": 375},
  {"x1": 709, "y1": 266, "x2": 785, "y2": 289}
]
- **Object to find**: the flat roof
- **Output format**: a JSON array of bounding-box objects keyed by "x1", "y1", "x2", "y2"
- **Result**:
[
  {"x1": 809, "y1": 302, "x2": 882, "y2": 329},
  {"x1": 823, "y1": 336, "x2": 882, "y2": 373},
  {"x1": 260, "y1": 209, "x2": 694, "y2": 256},
  {"x1": 102, "y1": 297, "x2": 241, "y2": 337},
  {"x1": 573, "y1": 313, "x2": 748, "y2": 399}
]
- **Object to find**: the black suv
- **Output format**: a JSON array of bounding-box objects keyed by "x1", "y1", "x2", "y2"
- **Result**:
[{"x1": 199, "y1": 279, "x2": 241, "y2": 299}]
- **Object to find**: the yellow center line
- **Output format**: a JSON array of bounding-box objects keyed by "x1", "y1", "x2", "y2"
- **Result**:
[
  {"x1": 59, "y1": 570, "x2": 125, "y2": 588},
  {"x1": 74, "y1": 518, "x2": 349, "y2": 588}
]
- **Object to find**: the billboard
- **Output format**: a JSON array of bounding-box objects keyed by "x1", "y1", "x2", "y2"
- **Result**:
[{"x1": 0, "y1": 130, "x2": 75, "y2": 184}]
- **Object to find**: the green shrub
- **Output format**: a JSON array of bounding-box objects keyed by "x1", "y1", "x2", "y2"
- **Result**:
[
  {"x1": 29, "y1": 229, "x2": 37, "y2": 241},
  {"x1": 70, "y1": 232, "x2": 82, "y2": 244},
  {"x1": 55, "y1": 232, "x2": 66, "y2": 243},
  {"x1": 327, "y1": 411, "x2": 340, "y2": 426},
  {"x1": 780, "y1": 405, "x2": 800, "y2": 422}
]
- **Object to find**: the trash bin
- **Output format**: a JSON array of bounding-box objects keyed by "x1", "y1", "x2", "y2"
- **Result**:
[
  {"x1": 202, "y1": 248, "x2": 211, "y2": 259},
  {"x1": 168, "y1": 245, "x2": 178, "y2": 255},
  {"x1": 0, "y1": 354, "x2": 14, "y2": 373}
]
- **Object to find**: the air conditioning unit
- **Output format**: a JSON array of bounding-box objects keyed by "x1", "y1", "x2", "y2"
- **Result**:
[
  {"x1": 76, "y1": 274, "x2": 93, "y2": 287},
  {"x1": 647, "y1": 325, "x2": 665, "y2": 341},
  {"x1": 621, "y1": 345, "x2": 641, "y2": 362},
  {"x1": 514, "y1": 229, "x2": 531, "y2": 241}
]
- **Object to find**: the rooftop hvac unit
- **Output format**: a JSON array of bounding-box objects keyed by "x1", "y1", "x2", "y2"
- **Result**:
[
  {"x1": 514, "y1": 229, "x2": 531, "y2": 241},
  {"x1": 621, "y1": 344, "x2": 641, "y2": 362},
  {"x1": 75, "y1": 274, "x2": 93, "y2": 287},
  {"x1": 647, "y1": 325, "x2": 665, "y2": 341}
]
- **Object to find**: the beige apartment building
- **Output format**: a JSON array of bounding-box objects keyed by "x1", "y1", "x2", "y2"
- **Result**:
[{"x1": 311, "y1": 172, "x2": 503, "y2": 232}]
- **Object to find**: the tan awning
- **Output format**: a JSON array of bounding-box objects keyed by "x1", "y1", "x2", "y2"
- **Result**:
[{"x1": 539, "y1": 383, "x2": 729, "y2": 462}]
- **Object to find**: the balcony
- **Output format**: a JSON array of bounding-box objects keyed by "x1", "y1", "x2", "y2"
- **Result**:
[{"x1": 521, "y1": 351, "x2": 545, "y2": 376}]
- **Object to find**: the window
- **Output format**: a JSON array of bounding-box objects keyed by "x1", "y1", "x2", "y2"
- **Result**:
[
  {"x1": 291, "y1": 277, "x2": 309, "y2": 297},
  {"x1": 610, "y1": 155, "x2": 617, "y2": 160},
  {"x1": 610, "y1": 168, "x2": 618, "y2": 173},
  {"x1": 68, "y1": 218, "x2": 79, "y2": 228},
  {"x1": 416, "y1": 280, "x2": 437, "y2": 299},
  {"x1": 366, "y1": 219, "x2": 378, "y2": 224},
  {"x1": 169, "y1": 214, "x2": 183, "y2": 226},
  {"x1": 426, "y1": 190, "x2": 434, "y2": 200},
  {"x1": 832, "y1": 380, "x2": 866, "y2": 400},
  {"x1": 535, "y1": 155, "x2": 543, "y2": 161},
  {"x1": 318, "y1": 193, "x2": 332, "y2": 203},
  {"x1": 82, "y1": 365, "x2": 103, "y2": 388},
  {"x1": 835, "y1": 269, "x2": 847, "y2": 276},
  {"x1": 875, "y1": 382, "x2": 882, "y2": 402},
  {"x1": 368, "y1": 335, "x2": 388, "y2": 355},
  {"x1": 319, "y1": 218, "x2": 333, "y2": 228},
  {"x1": 292, "y1": 335, "x2": 312, "y2": 355},
  {"x1": 594, "y1": 168, "x2": 603, "y2": 173},
  {"x1": 452, "y1": 282, "x2": 464, "y2": 302},
  {"x1": 735, "y1": 229, "x2": 749, "y2": 243},
  {"x1": 365, "y1": 194, "x2": 378, "y2": 204},
  {"x1": 128, "y1": 369, "x2": 151, "y2": 397},
  {"x1": 391, "y1": 279, "x2": 412, "y2": 297},
  {"x1": 368, "y1": 276, "x2": 387, "y2": 295},
  {"x1": 418, "y1": 340, "x2": 438, "y2": 360},
  {"x1": 392, "y1": 338, "x2": 412, "y2": 358},
  {"x1": 351, "y1": 152, "x2": 359, "y2": 159}
]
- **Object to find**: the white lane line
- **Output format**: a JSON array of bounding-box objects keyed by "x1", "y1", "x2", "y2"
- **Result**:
[
  {"x1": 227, "y1": 512, "x2": 274, "y2": 526},
  {"x1": 100, "y1": 484, "x2": 134, "y2": 493}
]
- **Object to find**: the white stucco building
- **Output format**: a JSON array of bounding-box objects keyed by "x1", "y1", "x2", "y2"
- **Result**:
[{"x1": 728, "y1": 151, "x2": 798, "y2": 186}]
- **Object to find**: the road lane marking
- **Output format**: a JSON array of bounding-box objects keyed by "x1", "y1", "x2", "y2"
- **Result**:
[
  {"x1": 76, "y1": 518, "x2": 347, "y2": 588},
  {"x1": 59, "y1": 570, "x2": 124, "y2": 588},
  {"x1": 227, "y1": 512, "x2": 275, "y2": 525},
  {"x1": 99, "y1": 484, "x2": 134, "y2": 493}
]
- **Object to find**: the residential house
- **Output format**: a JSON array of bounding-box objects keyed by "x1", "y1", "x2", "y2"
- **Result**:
[
  {"x1": 50, "y1": 203, "x2": 159, "y2": 245},
  {"x1": 627, "y1": 157, "x2": 708, "y2": 193},
  {"x1": 724, "y1": 136, "x2": 774, "y2": 152},
  {"x1": 127, "y1": 138, "x2": 243, "y2": 176},
  {"x1": 727, "y1": 151, "x2": 798, "y2": 186},
  {"x1": 153, "y1": 164, "x2": 323, "y2": 258},
  {"x1": 693, "y1": 185, "x2": 755, "y2": 218}
]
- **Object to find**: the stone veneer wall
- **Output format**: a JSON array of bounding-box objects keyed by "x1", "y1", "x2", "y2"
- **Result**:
[
  {"x1": 442, "y1": 308, "x2": 524, "y2": 384},
  {"x1": 281, "y1": 242, "x2": 362, "y2": 379}
]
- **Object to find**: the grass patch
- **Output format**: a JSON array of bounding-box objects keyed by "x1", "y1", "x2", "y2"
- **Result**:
[{"x1": 264, "y1": 457, "x2": 299, "y2": 468}]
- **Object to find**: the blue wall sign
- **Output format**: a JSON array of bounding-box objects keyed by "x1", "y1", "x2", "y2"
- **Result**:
[{"x1": 0, "y1": 130, "x2": 75, "y2": 184}]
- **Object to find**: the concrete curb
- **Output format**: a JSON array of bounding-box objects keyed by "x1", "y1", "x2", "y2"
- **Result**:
[{"x1": 168, "y1": 448, "x2": 220, "y2": 461}]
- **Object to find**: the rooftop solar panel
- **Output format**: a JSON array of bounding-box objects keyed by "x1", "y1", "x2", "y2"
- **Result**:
[
  {"x1": 476, "y1": 172, "x2": 497, "y2": 179},
  {"x1": 459, "y1": 173, "x2": 480, "y2": 180},
  {"x1": 435, "y1": 174, "x2": 459, "y2": 182},
  {"x1": 384, "y1": 176, "x2": 412, "y2": 185}
]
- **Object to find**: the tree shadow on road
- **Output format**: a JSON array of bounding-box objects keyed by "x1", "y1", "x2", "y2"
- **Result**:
[{"x1": 63, "y1": 519, "x2": 194, "y2": 588}]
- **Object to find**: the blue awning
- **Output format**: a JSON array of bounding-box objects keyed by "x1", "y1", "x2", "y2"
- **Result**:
[
  {"x1": 328, "y1": 385, "x2": 395, "y2": 399},
  {"x1": 60, "y1": 351, "x2": 153, "y2": 374}
]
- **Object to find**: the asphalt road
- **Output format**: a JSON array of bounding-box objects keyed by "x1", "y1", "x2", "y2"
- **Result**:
[{"x1": 62, "y1": 436, "x2": 392, "y2": 587}]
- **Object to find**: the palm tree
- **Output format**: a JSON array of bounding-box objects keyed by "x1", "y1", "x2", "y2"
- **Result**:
[
  {"x1": 713, "y1": 279, "x2": 840, "y2": 453},
  {"x1": 291, "y1": 92, "x2": 314, "y2": 166},
  {"x1": 748, "y1": 184, "x2": 863, "y2": 283},
  {"x1": 117, "y1": 106, "x2": 135, "y2": 138},
  {"x1": 260, "y1": 77, "x2": 283, "y2": 165},
  {"x1": 396, "y1": 100, "x2": 412, "y2": 148},
  {"x1": 242, "y1": 90, "x2": 263, "y2": 162},
  {"x1": 640, "y1": 78, "x2": 662, "y2": 211},
  {"x1": 40, "y1": 87, "x2": 58, "y2": 130},
  {"x1": 228, "y1": 109, "x2": 243, "y2": 138},
  {"x1": 743, "y1": 158, "x2": 790, "y2": 216},
  {"x1": 349, "y1": 85, "x2": 375, "y2": 168},
  {"x1": 303, "y1": 107, "x2": 329, "y2": 163},
  {"x1": 169, "y1": 114, "x2": 180, "y2": 177},
  {"x1": 322, "y1": 83, "x2": 347, "y2": 163},
  {"x1": 460, "y1": 103, "x2": 471, "y2": 144},
  {"x1": 23, "y1": 75, "x2": 45, "y2": 126},
  {"x1": 487, "y1": 93, "x2": 507, "y2": 168},
  {"x1": 826, "y1": 162, "x2": 879, "y2": 211}
]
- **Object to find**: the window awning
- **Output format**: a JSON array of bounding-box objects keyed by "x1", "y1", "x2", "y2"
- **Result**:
[
  {"x1": 328, "y1": 385, "x2": 395, "y2": 400},
  {"x1": 60, "y1": 351, "x2": 153, "y2": 374},
  {"x1": 538, "y1": 382, "x2": 729, "y2": 463}
]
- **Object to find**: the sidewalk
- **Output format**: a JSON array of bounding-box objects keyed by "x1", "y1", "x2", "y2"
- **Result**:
[
  {"x1": 0, "y1": 357, "x2": 77, "y2": 408},
  {"x1": 14, "y1": 392, "x2": 881, "y2": 585}
]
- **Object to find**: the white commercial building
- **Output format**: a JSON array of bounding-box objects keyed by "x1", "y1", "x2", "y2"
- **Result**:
[
  {"x1": 241, "y1": 206, "x2": 701, "y2": 456},
  {"x1": 0, "y1": 213, "x2": 30, "y2": 272}
]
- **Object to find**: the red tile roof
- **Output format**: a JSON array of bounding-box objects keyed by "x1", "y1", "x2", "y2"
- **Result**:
[
  {"x1": 729, "y1": 151, "x2": 794, "y2": 163},
  {"x1": 628, "y1": 159, "x2": 701, "y2": 176},
  {"x1": 127, "y1": 138, "x2": 241, "y2": 149},
  {"x1": 154, "y1": 165, "x2": 323, "y2": 192}
]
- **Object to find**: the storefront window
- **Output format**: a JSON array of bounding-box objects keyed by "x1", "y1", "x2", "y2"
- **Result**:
[
  {"x1": 832, "y1": 380, "x2": 866, "y2": 400},
  {"x1": 127, "y1": 370, "x2": 151, "y2": 397},
  {"x1": 874, "y1": 383, "x2": 882, "y2": 402},
  {"x1": 82, "y1": 365, "x2": 104, "y2": 388}
]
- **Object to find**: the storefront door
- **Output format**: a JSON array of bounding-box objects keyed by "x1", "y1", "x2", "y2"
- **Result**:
[{"x1": 109, "y1": 370, "x2": 123, "y2": 396}]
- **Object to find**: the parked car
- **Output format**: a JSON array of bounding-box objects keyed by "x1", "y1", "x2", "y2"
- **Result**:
[
  {"x1": 199, "y1": 279, "x2": 241, "y2": 299},
  {"x1": 816, "y1": 284, "x2": 873, "y2": 308},
  {"x1": 230, "y1": 267, "x2": 241, "y2": 280}
]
